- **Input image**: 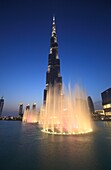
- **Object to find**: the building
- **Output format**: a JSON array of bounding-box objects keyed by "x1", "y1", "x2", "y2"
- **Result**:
[
  {"x1": 0, "y1": 97, "x2": 4, "y2": 116},
  {"x1": 32, "y1": 103, "x2": 36, "y2": 110},
  {"x1": 19, "y1": 103, "x2": 23, "y2": 117},
  {"x1": 26, "y1": 104, "x2": 30, "y2": 111},
  {"x1": 101, "y1": 88, "x2": 111, "y2": 117},
  {"x1": 87, "y1": 96, "x2": 95, "y2": 114},
  {"x1": 43, "y1": 17, "x2": 62, "y2": 104}
]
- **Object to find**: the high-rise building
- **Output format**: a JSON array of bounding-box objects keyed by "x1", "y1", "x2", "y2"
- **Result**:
[
  {"x1": 101, "y1": 88, "x2": 111, "y2": 116},
  {"x1": 26, "y1": 104, "x2": 30, "y2": 111},
  {"x1": 87, "y1": 96, "x2": 95, "y2": 114},
  {"x1": 43, "y1": 17, "x2": 62, "y2": 103},
  {"x1": 32, "y1": 103, "x2": 36, "y2": 110},
  {"x1": 19, "y1": 103, "x2": 23, "y2": 117},
  {"x1": 0, "y1": 97, "x2": 4, "y2": 116}
]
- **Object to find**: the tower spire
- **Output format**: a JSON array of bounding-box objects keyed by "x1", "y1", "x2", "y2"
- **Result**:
[
  {"x1": 53, "y1": 15, "x2": 55, "y2": 24},
  {"x1": 51, "y1": 16, "x2": 57, "y2": 41},
  {"x1": 50, "y1": 16, "x2": 58, "y2": 55}
]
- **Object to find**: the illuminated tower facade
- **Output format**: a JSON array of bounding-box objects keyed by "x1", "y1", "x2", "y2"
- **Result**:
[{"x1": 43, "y1": 17, "x2": 62, "y2": 103}]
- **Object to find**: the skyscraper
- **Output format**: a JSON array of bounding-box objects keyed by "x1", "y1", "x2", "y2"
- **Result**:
[
  {"x1": 32, "y1": 103, "x2": 36, "y2": 110},
  {"x1": 26, "y1": 104, "x2": 30, "y2": 111},
  {"x1": 0, "y1": 97, "x2": 4, "y2": 116},
  {"x1": 19, "y1": 103, "x2": 23, "y2": 117},
  {"x1": 43, "y1": 17, "x2": 62, "y2": 103},
  {"x1": 87, "y1": 96, "x2": 95, "y2": 114}
]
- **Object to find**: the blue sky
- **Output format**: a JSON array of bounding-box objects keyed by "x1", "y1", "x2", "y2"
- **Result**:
[{"x1": 0, "y1": 0, "x2": 111, "y2": 115}]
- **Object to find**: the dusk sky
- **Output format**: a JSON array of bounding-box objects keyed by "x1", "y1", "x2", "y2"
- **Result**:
[{"x1": 0, "y1": 0, "x2": 111, "y2": 115}]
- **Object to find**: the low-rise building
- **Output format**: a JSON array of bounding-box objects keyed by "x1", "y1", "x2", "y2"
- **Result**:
[{"x1": 101, "y1": 88, "x2": 111, "y2": 117}]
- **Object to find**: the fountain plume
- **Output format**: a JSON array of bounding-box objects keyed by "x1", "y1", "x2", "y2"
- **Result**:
[
  {"x1": 39, "y1": 84, "x2": 93, "y2": 135},
  {"x1": 22, "y1": 103, "x2": 39, "y2": 123}
]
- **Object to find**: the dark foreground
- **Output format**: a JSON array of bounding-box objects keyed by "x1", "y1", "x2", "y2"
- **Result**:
[{"x1": 0, "y1": 121, "x2": 111, "y2": 170}]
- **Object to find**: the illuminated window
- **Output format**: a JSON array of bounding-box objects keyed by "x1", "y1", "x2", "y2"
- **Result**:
[
  {"x1": 50, "y1": 48, "x2": 52, "y2": 53},
  {"x1": 48, "y1": 66, "x2": 50, "y2": 73},
  {"x1": 103, "y1": 103, "x2": 111, "y2": 109}
]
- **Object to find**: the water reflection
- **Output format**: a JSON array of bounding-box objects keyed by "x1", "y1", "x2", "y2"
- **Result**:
[
  {"x1": 0, "y1": 121, "x2": 111, "y2": 170},
  {"x1": 104, "y1": 121, "x2": 111, "y2": 127}
]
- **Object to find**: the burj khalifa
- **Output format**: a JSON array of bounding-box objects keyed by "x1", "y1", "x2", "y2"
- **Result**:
[{"x1": 43, "y1": 17, "x2": 62, "y2": 103}]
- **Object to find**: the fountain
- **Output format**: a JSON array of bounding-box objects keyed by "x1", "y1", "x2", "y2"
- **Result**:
[
  {"x1": 39, "y1": 84, "x2": 93, "y2": 135},
  {"x1": 22, "y1": 103, "x2": 39, "y2": 123},
  {"x1": 22, "y1": 85, "x2": 93, "y2": 134}
]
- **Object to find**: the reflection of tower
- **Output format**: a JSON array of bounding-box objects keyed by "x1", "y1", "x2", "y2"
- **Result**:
[
  {"x1": 43, "y1": 17, "x2": 62, "y2": 104},
  {"x1": 87, "y1": 96, "x2": 95, "y2": 114},
  {"x1": 0, "y1": 97, "x2": 4, "y2": 116},
  {"x1": 19, "y1": 103, "x2": 23, "y2": 117}
]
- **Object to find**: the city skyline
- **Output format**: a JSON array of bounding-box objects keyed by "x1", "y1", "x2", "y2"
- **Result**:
[{"x1": 0, "y1": 0, "x2": 111, "y2": 115}]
